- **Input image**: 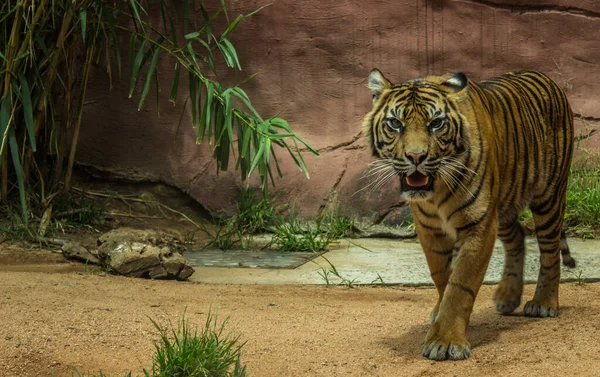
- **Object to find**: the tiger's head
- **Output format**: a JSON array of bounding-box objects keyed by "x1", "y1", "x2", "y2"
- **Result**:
[{"x1": 362, "y1": 69, "x2": 470, "y2": 201}]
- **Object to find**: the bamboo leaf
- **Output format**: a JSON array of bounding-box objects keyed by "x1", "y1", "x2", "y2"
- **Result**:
[
  {"x1": 128, "y1": 39, "x2": 147, "y2": 98},
  {"x1": 175, "y1": 97, "x2": 189, "y2": 137},
  {"x1": 221, "y1": 14, "x2": 243, "y2": 40},
  {"x1": 185, "y1": 31, "x2": 200, "y2": 40},
  {"x1": 240, "y1": 119, "x2": 252, "y2": 160},
  {"x1": 220, "y1": 0, "x2": 230, "y2": 22},
  {"x1": 201, "y1": 81, "x2": 214, "y2": 143},
  {"x1": 9, "y1": 128, "x2": 27, "y2": 225},
  {"x1": 231, "y1": 88, "x2": 261, "y2": 119},
  {"x1": 128, "y1": 0, "x2": 146, "y2": 33},
  {"x1": 0, "y1": 95, "x2": 10, "y2": 158},
  {"x1": 138, "y1": 46, "x2": 161, "y2": 111},
  {"x1": 238, "y1": 72, "x2": 258, "y2": 85},
  {"x1": 196, "y1": 38, "x2": 216, "y2": 73},
  {"x1": 245, "y1": 3, "x2": 271, "y2": 18},
  {"x1": 216, "y1": 42, "x2": 234, "y2": 68},
  {"x1": 270, "y1": 146, "x2": 284, "y2": 179},
  {"x1": 189, "y1": 72, "x2": 198, "y2": 127},
  {"x1": 221, "y1": 38, "x2": 241, "y2": 70},
  {"x1": 186, "y1": 42, "x2": 200, "y2": 70},
  {"x1": 248, "y1": 139, "x2": 266, "y2": 177},
  {"x1": 18, "y1": 74, "x2": 36, "y2": 152},
  {"x1": 235, "y1": 118, "x2": 248, "y2": 180},
  {"x1": 80, "y1": 8, "x2": 87, "y2": 44}
]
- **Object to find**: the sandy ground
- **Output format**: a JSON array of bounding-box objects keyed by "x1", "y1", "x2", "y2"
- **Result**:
[{"x1": 1, "y1": 247, "x2": 600, "y2": 377}]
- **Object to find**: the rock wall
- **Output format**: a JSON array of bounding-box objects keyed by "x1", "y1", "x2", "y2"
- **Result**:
[{"x1": 78, "y1": 0, "x2": 600, "y2": 221}]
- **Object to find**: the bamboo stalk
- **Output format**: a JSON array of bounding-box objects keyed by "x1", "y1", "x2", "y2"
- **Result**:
[
  {"x1": 64, "y1": 41, "x2": 96, "y2": 192},
  {"x1": 1, "y1": 152, "x2": 7, "y2": 201}
]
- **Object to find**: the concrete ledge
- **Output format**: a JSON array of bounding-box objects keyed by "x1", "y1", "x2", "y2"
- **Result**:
[{"x1": 188, "y1": 238, "x2": 600, "y2": 286}]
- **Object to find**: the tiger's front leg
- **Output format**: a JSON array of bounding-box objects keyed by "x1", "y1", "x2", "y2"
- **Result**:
[{"x1": 418, "y1": 217, "x2": 497, "y2": 361}]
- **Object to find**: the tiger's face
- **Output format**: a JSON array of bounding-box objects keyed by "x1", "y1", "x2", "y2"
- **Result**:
[{"x1": 363, "y1": 69, "x2": 470, "y2": 201}]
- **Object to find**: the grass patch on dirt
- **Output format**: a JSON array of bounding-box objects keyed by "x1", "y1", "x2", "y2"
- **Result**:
[{"x1": 71, "y1": 310, "x2": 247, "y2": 377}]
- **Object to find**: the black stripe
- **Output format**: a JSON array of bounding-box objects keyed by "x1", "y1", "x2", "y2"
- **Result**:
[
  {"x1": 457, "y1": 208, "x2": 490, "y2": 232},
  {"x1": 448, "y1": 282, "x2": 476, "y2": 299}
]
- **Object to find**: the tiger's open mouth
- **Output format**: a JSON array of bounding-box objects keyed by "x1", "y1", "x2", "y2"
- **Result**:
[{"x1": 402, "y1": 171, "x2": 434, "y2": 192}]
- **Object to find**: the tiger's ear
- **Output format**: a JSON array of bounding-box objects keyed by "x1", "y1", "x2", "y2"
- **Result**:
[
  {"x1": 368, "y1": 69, "x2": 391, "y2": 103},
  {"x1": 441, "y1": 72, "x2": 468, "y2": 94}
]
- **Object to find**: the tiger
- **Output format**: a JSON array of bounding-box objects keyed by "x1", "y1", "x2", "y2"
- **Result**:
[{"x1": 362, "y1": 69, "x2": 575, "y2": 360}]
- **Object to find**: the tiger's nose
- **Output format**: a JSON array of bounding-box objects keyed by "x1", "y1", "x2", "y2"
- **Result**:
[{"x1": 406, "y1": 151, "x2": 427, "y2": 165}]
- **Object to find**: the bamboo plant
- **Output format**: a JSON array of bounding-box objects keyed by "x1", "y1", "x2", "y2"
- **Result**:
[{"x1": 0, "y1": 0, "x2": 317, "y2": 231}]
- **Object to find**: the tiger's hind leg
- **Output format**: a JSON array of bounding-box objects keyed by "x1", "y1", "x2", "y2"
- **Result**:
[
  {"x1": 524, "y1": 196, "x2": 568, "y2": 318},
  {"x1": 493, "y1": 220, "x2": 526, "y2": 314},
  {"x1": 560, "y1": 230, "x2": 576, "y2": 268}
]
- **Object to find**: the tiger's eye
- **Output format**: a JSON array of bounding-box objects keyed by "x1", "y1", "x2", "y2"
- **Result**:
[
  {"x1": 429, "y1": 117, "x2": 445, "y2": 132},
  {"x1": 385, "y1": 118, "x2": 404, "y2": 132}
]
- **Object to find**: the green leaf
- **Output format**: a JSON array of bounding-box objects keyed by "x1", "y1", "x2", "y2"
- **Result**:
[
  {"x1": 248, "y1": 139, "x2": 266, "y2": 177},
  {"x1": 128, "y1": 0, "x2": 146, "y2": 33},
  {"x1": 271, "y1": 146, "x2": 284, "y2": 179},
  {"x1": 184, "y1": 31, "x2": 200, "y2": 40},
  {"x1": 231, "y1": 88, "x2": 261, "y2": 119},
  {"x1": 221, "y1": 38, "x2": 241, "y2": 70},
  {"x1": 186, "y1": 42, "x2": 200, "y2": 70},
  {"x1": 188, "y1": 72, "x2": 198, "y2": 127},
  {"x1": 0, "y1": 94, "x2": 10, "y2": 158},
  {"x1": 138, "y1": 47, "x2": 161, "y2": 111},
  {"x1": 80, "y1": 8, "x2": 87, "y2": 44},
  {"x1": 220, "y1": 0, "x2": 230, "y2": 22},
  {"x1": 9, "y1": 128, "x2": 27, "y2": 226},
  {"x1": 221, "y1": 14, "x2": 244, "y2": 40},
  {"x1": 245, "y1": 3, "x2": 271, "y2": 18},
  {"x1": 240, "y1": 119, "x2": 253, "y2": 160},
  {"x1": 175, "y1": 97, "x2": 189, "y2": 137},
  {"x1": 196, "y1": 38, "x2": 217, "y2": 73},
  {"x1": 169, "y1": 62, "x2": 180, "y2": 104},
  {"x1": 235, "y1": 118, "x2": 248, "y2": 180},
  {"x1": 216, "y1": 42, "x2": 234, "y2": 68},
  {"x1": 15, "y1": 74, "x2": 36, "y2": 152},
  {"x1": 128, "y1": 39, "x2": 147, "y2": 98},
  {"x1": 201, "y1": 81, "x2": 214, "y2": 143}
]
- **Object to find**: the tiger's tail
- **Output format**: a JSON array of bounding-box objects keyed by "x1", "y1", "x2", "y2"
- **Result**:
[{"x1": 560, "y1": 230, "x2": 576, "y2": 268}]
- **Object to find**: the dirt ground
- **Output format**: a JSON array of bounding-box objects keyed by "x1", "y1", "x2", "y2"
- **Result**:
[{"x1": 0, "y1": 245, "x2": 599, "y2": 377}]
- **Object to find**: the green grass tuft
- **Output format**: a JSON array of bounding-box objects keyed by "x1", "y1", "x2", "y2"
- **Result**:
[
  {"x1": 70, "y1": 310, "x2": 247, "y2": 377},
  {"x1": 564, "y1": 150, "x2": 600, "y2": 238},
  {"x1": 145, "y1": 310, "x2": 246, "y2": 377}
]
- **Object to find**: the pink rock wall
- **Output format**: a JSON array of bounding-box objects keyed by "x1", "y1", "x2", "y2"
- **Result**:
[{"x1": 78, "y1": 0, "x2": 600, "y2": 221}]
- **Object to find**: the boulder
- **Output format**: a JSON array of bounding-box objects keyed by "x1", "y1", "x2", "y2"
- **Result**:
[{"x1": 97, "y1": 228, "x2": 194, "y2": 280}]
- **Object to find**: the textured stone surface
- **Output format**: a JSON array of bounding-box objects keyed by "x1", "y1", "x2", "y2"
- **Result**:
[
  {"x1": 78, "y1": 0, "x2": 600, "y2": 221},
  {"x1": 97, "y1": 228, "x2": 194, "y2": 280},
  {"x1": 61, "y1": 242, "x2": 102, "y2": 265}
]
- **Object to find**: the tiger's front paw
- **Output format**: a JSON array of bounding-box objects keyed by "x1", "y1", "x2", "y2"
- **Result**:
[{"x1": 422, "y1": 324, "x2": 471, "y2": 360}]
